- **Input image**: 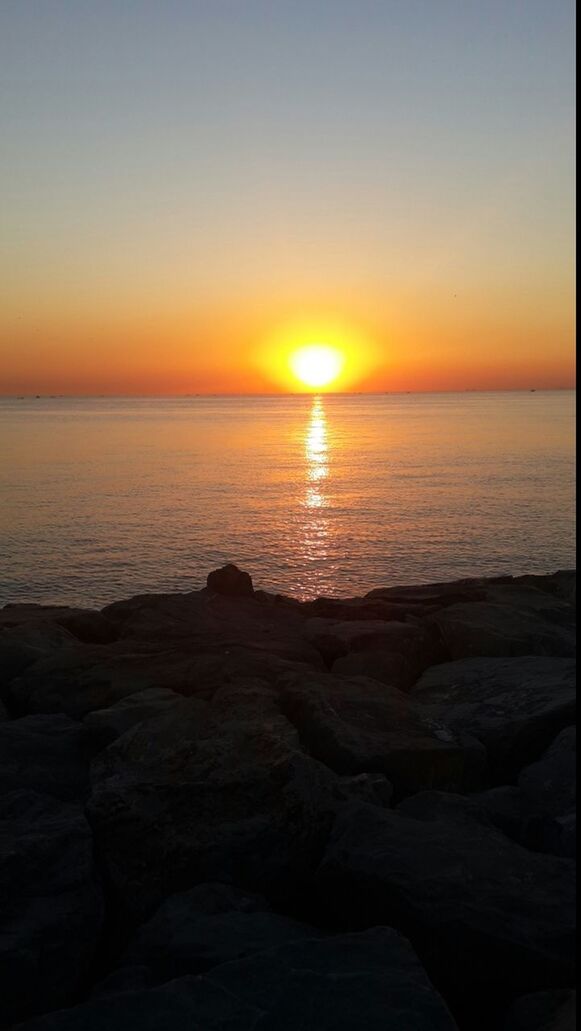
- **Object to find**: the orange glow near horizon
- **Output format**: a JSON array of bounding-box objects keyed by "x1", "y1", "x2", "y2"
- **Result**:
[{"x1": 0, "y1": 295, "x2": 575, "y2": 396}]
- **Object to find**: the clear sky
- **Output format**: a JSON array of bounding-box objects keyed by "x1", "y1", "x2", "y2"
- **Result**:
[{"x1": 0, "y1": 0, "x2": 575, "y2": 393}]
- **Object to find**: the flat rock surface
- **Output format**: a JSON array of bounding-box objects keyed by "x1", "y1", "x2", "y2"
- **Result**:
[
  {"x1": 14, "y1": 929, "x2": 459, "y2": 1031},
  {"x1": 412, "y1": 656, "x2": 576, "y2": 777}
]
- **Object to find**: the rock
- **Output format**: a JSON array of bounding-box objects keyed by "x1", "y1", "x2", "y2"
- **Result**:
[
  {"x1": 101, "y1": 589, "x2": 321, "y2": 667},
  {"x1": 206, "y1": 927, "x2": 459, "y2": 1030},
  {"x1": 304, "y1": 616, "x2": 443, "y2": 677},
  {"x1": 0, "y1": 714, "x2": 90, "y2": 801},
  {"x1": 11, "y1": 976, "x2": 260, "y2": 1030},
  {"x1": 518, "y1": 728, "x2": 576, "y2": 819},
  {"x1": 206, "y1": 564, "x2": 254, "y2": 596},
  {"x1": 115, "y1": 883, "x2": 318, "y2": 983},
  {"x1": 88, "y1": 688, "x2": 338, "y2": 916},
  {"x1": 331, "y1": 647, "x2": 425, "y2": 691},
  {"x1": 364, "y1": 574, "x2": 576, "y2": 624},
  {"x1": 504, "y1": 990, "x2": 576, "y2": 1030},
  {"x1": 336, "y1": 772, "x2": 394, "y2": 807},
  {"x1": 365, "y1": 578, "x2": 490, "y2": 607},
  {"x1": 303, "y1": 595, "x2": 415, "y2": 622},
  {"x1": 516, "y1": 728, "x2": 576, "y2": 858},
  {"x1": 0, "y1": 636, "x2": 46, "y2": 687},
  {"x1": 14, "y1": 928, "x2": 460, "y2": 1030},
  {"x1": 315, "y1": 799, "x2": 576, "y2": 994},
  {"x1": 428, "y1": 601, "x2": 575, "y2": 660},
  {"x1": 83, "y1": 688, "x2": 183, "y2": 747},
  {"x1": 412, "y1": 657, "x2": 576, "y2": 779},
  {"x1": 1, "y1": 570, "x2": 576, "y2": 1029},
  {"x1": 278, "y1": 670, "x2": 485, "y2": 797},
  {"x1": 545, "y1": 812, "x2": 577, "y2": 860},
  {"x1": 6, "y1": 639, "x2": 309, "y2": 719},
  {"x1": 459, "y1": 779, "x2": 577, "y2": 861},
  {"x1": 541, "y1": 570, "x2": 576, "y2": 607},
  {"x1": 463, "y1": 785, "x2": 548, "y2": 853},
  {"x1": 0, "y1": 604, "x2": 118, "y2": 644},
  {"x1": 5, "y1": 641, "x2": 164, "y2": 719},
  {"x1": 0, "y1": 790, "x2": 104, "y2": 1027},
  {"x1": 0, "y1": 622, "x2": 74, "y2": 704}
]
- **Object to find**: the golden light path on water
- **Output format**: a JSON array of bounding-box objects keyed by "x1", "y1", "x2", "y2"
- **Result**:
[
  {"x1": 299, "y1": 396, "x2": 334, "y2": 579},
  {"x1": 305, "y1": 396, "x2": 329, "y2": 508}
]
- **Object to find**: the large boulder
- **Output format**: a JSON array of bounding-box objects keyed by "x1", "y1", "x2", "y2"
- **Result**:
[
  {"x1": 205, "y1": 927, "x2": 459, "y2": 1030},
  {"x1": 412, "y1": 657, "x2": 576, "y2": 779},
  {"x1": 0, "y1": 603, "x2": 118, "y2": 644},
  {"x1": 0, "y1": 621, "x2": 74, "y2": 705},
  {"x1": 427, "y1": 599, "x2": 575, "y2": 660},
  {"x1": 82, "y1": 688, "x2": 183, "y2": 747},
  {"x1": 5, "y1": 641, "x2": 171, "y2": 719},
  {"x1": 517, "y1": 728, "x2": 576, "y2": 858},
  {"x1": 278, "y1": 670, "x2": 485, "y2": 797},
  {"x1": 11, "y1": 976, "x2": 260, "y2": 1031},
  {"x1": 302, "y1": 595, "x2": 415, "y2": 623},
  {"x1": 503, "y1": 990, "x2": 576, "y2": 1030},
  {"x1": 101, "y1": 589, "x2": 321, "y2": 667},
  {"x1": 518, "y1": 728, "x2": 576, "y2": 819},
  {"x1": 315, "y1": 798, "x2": 576, "y2": 994},
  {"x1": 206, "y1": 564, "x2": 254, "y2": 597},
  {"x1": 110, "y1": 882, "x2": 318, "y2": 985},
  {"x1": 87, "y1": 685, "x2": 339, "y2": 917},
  {"x1": 0, "y1": 714, "x2": 90, "y2": 801},
  {"x1": 0, "y1": 790, "x2": 104, "y2": 1027},
  {"x1": 13, "y1": 928, "x2": 459, "y2": 1030},
  {"x1": 6, "y1": 635, "x2": 312, "y2": 719},
  {"x1": 332, "y1": 648, "x2": 423, "y2": 690},
  {"x1": 304, "y1": 617, "x2": 444, "y2": 679}
]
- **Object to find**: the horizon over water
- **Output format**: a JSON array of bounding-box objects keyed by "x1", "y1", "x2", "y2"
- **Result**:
[{"x1": 0, "y1": 391, "x2": 575, "y2": 608}]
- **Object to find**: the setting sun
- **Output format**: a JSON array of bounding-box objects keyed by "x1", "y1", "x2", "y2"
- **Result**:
[{"x1": 289, "y1": 345, "x2": 345, "y2": 390}]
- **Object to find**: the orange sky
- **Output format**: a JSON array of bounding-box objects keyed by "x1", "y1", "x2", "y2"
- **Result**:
[{"x1": 0, "y1": 3, "x2": 575, "y2": 395}]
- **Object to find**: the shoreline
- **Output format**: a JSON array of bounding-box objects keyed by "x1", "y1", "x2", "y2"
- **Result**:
[{"x1": 0, "y1": 565, "x2": 576, "y2": 1030}]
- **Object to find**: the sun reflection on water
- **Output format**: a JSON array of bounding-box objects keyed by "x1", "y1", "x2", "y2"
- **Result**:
[{"x1": 305, "y1": 396, "x2": 329, "y2": 508}]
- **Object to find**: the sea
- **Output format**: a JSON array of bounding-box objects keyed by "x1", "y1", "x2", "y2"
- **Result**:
[{"x1": 0, "y1": 391, "x2": 575, "y2": 608}]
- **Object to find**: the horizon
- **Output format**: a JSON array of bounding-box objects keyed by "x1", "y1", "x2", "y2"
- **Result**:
[
  {"x1": 0, "y1": 1, "x2": 575, "y2": 395},
  {"x1": 0, "y1": 385, "x2": 576, "y2": 400}
]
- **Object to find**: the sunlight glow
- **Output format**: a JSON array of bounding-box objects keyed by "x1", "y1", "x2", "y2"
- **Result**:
[{"x1": 290, "y1": 345, "x2": 344, "y2": 389}]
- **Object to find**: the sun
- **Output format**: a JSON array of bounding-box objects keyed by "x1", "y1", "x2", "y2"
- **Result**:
[{"x1": 289, "y1": 345, "x2": 344, "y2": 390}]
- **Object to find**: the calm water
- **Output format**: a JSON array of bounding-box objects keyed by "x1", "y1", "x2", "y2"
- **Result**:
[{"x1": 0, "y1": 392, "x2": 575, "y2": 607}]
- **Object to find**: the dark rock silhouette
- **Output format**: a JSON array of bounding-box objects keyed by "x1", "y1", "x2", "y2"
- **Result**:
[
  {"x1": 0, "y1": 566, "x2": 576, "y2": 1030},
  {"x1": 503, "y1": 989, "x2": 576, "y2": 1030},
  {"x1": 316, "y1": 796, "x2": 575, "y2": 992},
  {"x1": 0, "y1": 790, "x2": 104, "y2": 1027},
  {"x1": 412, "y1": 656, "x2": 575, "y2": 779},
  {"x1": 12, "y1": 930, "x2": 460, "y2": 1030},
  {"x1": 206, "y1": 563, "x2": 254, "y2": 596}
]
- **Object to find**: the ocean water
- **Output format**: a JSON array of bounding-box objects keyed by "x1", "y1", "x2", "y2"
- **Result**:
[{"x1": 0, "y1": 391, "x2": 575, "y2": 607}]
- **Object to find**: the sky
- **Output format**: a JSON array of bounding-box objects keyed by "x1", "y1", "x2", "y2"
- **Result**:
[{"x1": 0, "y1": 0, "x2": 576, "y2": 394}]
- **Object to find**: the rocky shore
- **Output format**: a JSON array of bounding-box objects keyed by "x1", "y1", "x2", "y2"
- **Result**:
[{"x1": 0, "y1": 565, "x2": 576, "y2": 1030}]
